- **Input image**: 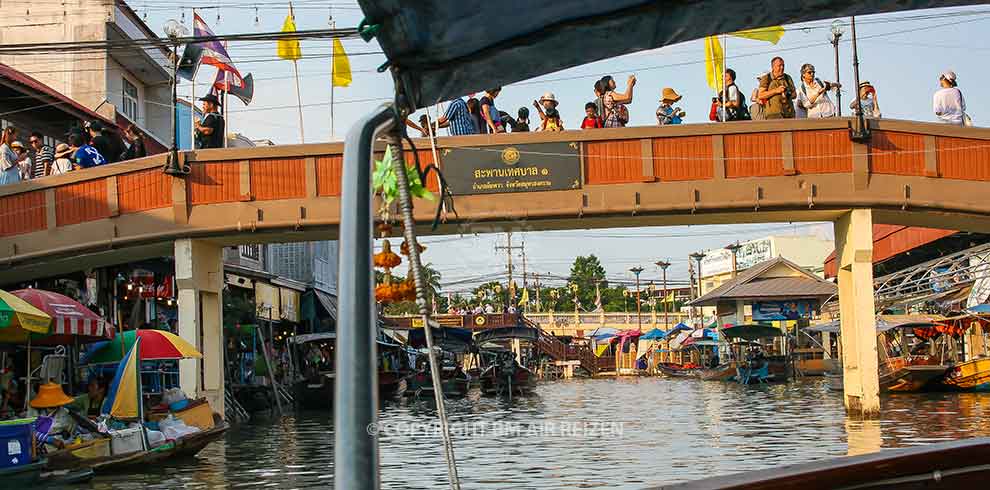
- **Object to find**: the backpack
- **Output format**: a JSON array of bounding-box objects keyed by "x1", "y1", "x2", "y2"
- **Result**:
[{"x1": 724, "y1": 84, "x2": 751, "y2": 121}]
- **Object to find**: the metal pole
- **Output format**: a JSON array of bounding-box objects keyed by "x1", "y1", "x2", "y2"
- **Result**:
[
  {"x1": 833, "y1": 37, "x2": 842, "y2": 117},
  {"x1": 335, "y1": 104, "x2": 394, "y2": 490},
  {"x1": 850, "y1": 16, "x2": 869, "y2": 140},
  {"x1": 163, "y1": 41, "x2": 185, "y2": 175}
]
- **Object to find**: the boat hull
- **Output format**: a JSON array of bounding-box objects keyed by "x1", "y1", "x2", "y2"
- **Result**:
[
  {"x1": 658, "y1": 363, "x2": 702, "y2": 378},
  {"x1": 939, "y1": 358, "x2": 990, "y2": 391},
  {"x1": 293, "y1": 373, "x2": 334, "y2": 410},
  {"x1": 480, "y1": 368, "x2": 535, "y2": 396},
  {"x1": 882, "y1": 365, "x2": 947, "y2": 393},
  {"x1": 406, "y1": 372, "x2": 471, "y2": 398},
  {"x1": 700, "y1": 363, "x2": 736, "y2": 381}
]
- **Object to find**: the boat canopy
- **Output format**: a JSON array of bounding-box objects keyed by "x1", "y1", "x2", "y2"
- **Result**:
[
  {"x1": 664, "y1": 323, "x2": 692, "y2": 339},
  {"x1": 354, "y1": 0, "x2": 971, "y2": 110},
  {"x1": 968, "y1": 304, "x2": 990, "y2": 314},
  {"x1": 721, "y1": 324, "x2": 784, "y2": 340},
  {"x1": 408, "y1": 327, "x2": 473, "y2": 353},
  {"x1": 289, "y1": 332, "x2": 337, "y2": 344},
  {"x1": 805, "y1": 319, "x2": 938, "y2": 334},
  {"x1": 640, "y1": 328, "x2": 666, "y2": 340}
]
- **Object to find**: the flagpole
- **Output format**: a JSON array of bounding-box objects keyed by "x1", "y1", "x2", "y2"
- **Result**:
[
  {"x1": 223, "y1": 41, "x2": 230, "y2": 149},
  {"x1": 191, "y1": 8, "x2": 197, "y2": 150},
  {"x1": 330, "y1": 16, "x2": 335, "y2": 140},
  {"x1": 721, "y1": 34, "x2": 727, "y2": 122},
  {"x1": 289, "y1": 3, "x2": 305, "y2": 144}
]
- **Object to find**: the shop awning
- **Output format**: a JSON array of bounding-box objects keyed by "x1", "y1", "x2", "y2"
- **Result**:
[{"x1": 314, "y1": 289, "x2": 338, "y2": 322}]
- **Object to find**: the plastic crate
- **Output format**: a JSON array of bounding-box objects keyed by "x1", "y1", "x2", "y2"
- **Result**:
[{"x1": 0, "y1": 418, "x2": 35, "y2": 468}]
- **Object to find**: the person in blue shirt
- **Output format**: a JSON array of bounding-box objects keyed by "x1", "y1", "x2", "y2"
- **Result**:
[{"x1": 68, "y1": 132, "x2": 106, "y2": 169}]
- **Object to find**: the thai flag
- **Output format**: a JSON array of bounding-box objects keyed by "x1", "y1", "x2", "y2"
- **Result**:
[{"x1": 194, "y1": 13, "x2": 243, "y2": 81}]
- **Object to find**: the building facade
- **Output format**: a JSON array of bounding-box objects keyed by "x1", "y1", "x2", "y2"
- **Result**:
[{"x1": 0, "y1": 1, "x2": 172, "y2": 148}]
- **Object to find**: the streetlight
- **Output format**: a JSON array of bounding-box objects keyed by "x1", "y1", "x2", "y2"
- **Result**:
[
  {"x1": 829, "y1": 20, "x2": 844, "y2": 117},
  {"x1": 162, "y1": 19, "x2": 190, "y2": 176},
  {"x1": 689, "y1": 252, "x2": 706, "y2": 328},
  {"x1": 655, "y1": 260, "x2": 671, "y2": 329},
  {"x1": 629, "y1": 267, "x2": 644, "y2": 332},
  {"x1": 725, "y1": 242, "x2": 743, "y2": 278}
]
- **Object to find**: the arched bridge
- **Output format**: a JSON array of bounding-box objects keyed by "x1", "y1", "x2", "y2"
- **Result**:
[{"x1": 1, "y1": 117, "x2": 989, "y2": 283}]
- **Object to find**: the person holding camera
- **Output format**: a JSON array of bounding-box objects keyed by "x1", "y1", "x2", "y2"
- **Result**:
[
  {"x1": 757, "y1": 56, "x2": 797, "y2": 119},
  {"x1": 851, "y1": 81, "x2": 881, "y2": 119}
]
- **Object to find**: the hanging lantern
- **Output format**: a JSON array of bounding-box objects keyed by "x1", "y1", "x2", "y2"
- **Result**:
[{"x1": 374, "y1": 240, "x2": 402, "y2": 269}]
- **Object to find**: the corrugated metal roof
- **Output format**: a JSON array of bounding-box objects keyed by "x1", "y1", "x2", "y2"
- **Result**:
[{"x1": 689, "y1": 257, "x2": 836, "y2": 306}]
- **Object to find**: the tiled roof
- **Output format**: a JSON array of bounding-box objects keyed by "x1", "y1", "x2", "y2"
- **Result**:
[{"x1": 689, "y1": 257, "x2": 836, "y2": 306}]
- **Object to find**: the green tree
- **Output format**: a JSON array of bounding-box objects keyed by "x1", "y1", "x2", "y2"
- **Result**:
[{"x1": 565, "y1": 255, "x2": 608, "y2": 311}]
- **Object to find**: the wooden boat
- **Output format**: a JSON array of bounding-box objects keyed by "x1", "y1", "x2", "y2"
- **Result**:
[
  {"x1": 700, "y1": 362, "x2": 736, "y2": 381},
  {"x1": 825, "y1": 357, "x2": 949, "y2": 393},
  {"x1": 378, "y1": 370, "x2": 408, "y2": 399},
  {"x1": 649, "y1": 437, "x2": 990, "y2": 490},
  {"x1": 46, "y1": 417, "x2": 229, "y2": 472},
  {"x1": 293, "y1": 371, "x2": 335, "y2": 410},
  {"x1": 0, "y1": 460, "x2": 93, "y2": 485},
  {"x1": 479, "y1": 350, "x2": 536, "y2": 397},
  {"x1": 407, "y1": 369, "x2": 470, "y2": 398},
  {"x1": 938, "y1": 357, "x2": 990, "y2": 391},
  {"x1": 657, "y1": 363, "x2": 702, "y2": 378}
]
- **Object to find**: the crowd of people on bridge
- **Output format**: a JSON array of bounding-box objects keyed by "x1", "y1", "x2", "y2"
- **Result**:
[
  {"x1": 408, "y1": 58, "x2": 970, "y2": 138},
  {"x1": 0, "y1": 93, "x2": 225, "y2": 187}
]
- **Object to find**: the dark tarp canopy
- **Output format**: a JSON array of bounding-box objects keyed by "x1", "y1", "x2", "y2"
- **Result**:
[
  {"x1": 356, "y1": 1, "x2": 981, "y2": 109},
  {"x1": 408, "y1": 327, "x2": 474, "y2": 353},
  {"x1": 474, "y1": 326, "x2": 539, "y2": 344},
  {"x1": 722, "y1": 323, "x2": 785, "y2": 340}
]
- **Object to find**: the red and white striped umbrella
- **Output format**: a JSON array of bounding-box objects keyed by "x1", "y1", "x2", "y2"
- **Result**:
[{"x1": 12, "y1": 289, "x2": 114, "y2": 344}]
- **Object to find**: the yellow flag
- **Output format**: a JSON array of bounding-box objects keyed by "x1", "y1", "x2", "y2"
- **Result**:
[
  {"x1": 277, "y1": 12, "x2": 302, "y2": 61},
  {"x1": 662, "y1": 292, "x2": 675, "y2": 304},
  {"x1": 332, "y1": 38, "x2": 352, "y2": 87},
  {"x1": 731, "y1": 26, "x2": 785, "y2": 45},
  {"x1": 704, "y1": 36, "x2": 724, "y2": 92}
]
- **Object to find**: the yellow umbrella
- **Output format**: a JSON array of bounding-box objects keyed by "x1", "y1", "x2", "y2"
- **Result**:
[{"x1": 0, "y1": 289, "x2": 51, "y2": 343}]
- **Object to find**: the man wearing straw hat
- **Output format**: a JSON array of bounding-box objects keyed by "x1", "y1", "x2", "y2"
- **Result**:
[{"x1": 533, "y1": 92, "x2": 562, "y2": 130}]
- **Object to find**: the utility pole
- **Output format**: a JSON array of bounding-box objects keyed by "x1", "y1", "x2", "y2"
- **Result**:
[
  {"x1": 850, "y1": 16, "x2": 869, "y2": 141},
  {"x1": 655, "y1": 260, "x2": 671, "y2": 328},
  {"x1": 494, "y1": 231, "x2": 525, "y2": 306}
]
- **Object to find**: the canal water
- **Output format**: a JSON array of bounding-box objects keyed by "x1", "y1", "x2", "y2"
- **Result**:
[{"x1": 53, "y1": 377, "x2": 990, "y2": 489}]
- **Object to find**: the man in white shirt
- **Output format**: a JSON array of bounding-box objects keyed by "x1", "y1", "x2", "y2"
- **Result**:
[
  {"x1": 933, "y1": 70, "x2": 966, "y2": 125},
  {"x1": 796, "y1": 64, "x2": 840, "y2": 118}
]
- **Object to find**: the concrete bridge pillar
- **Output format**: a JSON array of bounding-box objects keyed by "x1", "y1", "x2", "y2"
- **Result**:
[
  {"x1": 833, "y1": 209, "x2": 880, "y2": 417},
  {"x1": 174, "y1": 239, "x2": 225, "y2": 416}
]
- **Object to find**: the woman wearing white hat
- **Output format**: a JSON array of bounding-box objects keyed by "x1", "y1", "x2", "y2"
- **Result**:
[
  {"x1": 933, "y1": 70, "x2": 969, "y2": 126},
  {"x1": 533, "y1": 92, "x2": 564, "y2": 130}
]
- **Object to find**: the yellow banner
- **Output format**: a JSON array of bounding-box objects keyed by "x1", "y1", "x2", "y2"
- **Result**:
[
  {"x1": 277, "y1": 13, "x2": 302, "y2": 61},
  {"x1": 332, "y1": 38, "x2": 352, "y2": 87},
  {"x1": 704, "y1": 36, "x2": 724, "y2": 92},
  {"x1": 731, "y1": 26, "x2": 785, "y2": 45}
]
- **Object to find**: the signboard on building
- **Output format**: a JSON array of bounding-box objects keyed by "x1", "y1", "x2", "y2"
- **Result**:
[
  {"x1": 700, "y1": 238, "x2": 773, "y2": 277},
  {"x1": 280, "y1": 288, "x2": 301, "y2": 323},
  {"x1": 255, "y1": 282, "x2": 280, "y2": 320},
  {"x1": 752, "y1": 300, "x2": 816, "y2": 321},
  {"x1": 441, "y1": 142, "x2": 581, "y2": 195}
]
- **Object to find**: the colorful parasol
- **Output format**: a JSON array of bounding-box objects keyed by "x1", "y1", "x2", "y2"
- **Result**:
[
  {"x1": 12, "y1": 289, "x2": 114, "y2": 345},
  {"x1": 84, "y1": 329, "x2": 201, "y2": 364},
  {"x1": 0, "y1": 289, "x2": 52, "y2": 343}
]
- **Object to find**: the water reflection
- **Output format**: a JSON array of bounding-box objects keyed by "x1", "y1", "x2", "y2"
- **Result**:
[{"x1": 45, "y1": 378, "x2": 990, "y2": 489}]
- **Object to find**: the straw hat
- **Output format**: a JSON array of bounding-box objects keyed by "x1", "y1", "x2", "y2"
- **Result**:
[
  {"x1": 54, "y1": 143, "x2": 72, "y2": 159},
  {"x1": 538, "y1": 92, "x2": 558, "y2": 107},
  {"x1": 660, "y1": 87, "x2": 682, "y2": 103},
  {"x1": 30, "y1": 382, "x2": 75, "y2": 409},
  {"x1": 9, "y1": 141, "x2": 25, "y2": 151}
]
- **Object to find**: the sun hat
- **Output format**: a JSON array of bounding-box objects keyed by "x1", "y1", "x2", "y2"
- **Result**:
[
  {"x1": 660, "y1": 87, "x2": 682, "y2": 103},
  {"x1": 538, "y1": 92, "x2": 558, "y2": 107},
  {"x1": 30, "y1": 382, "x2": 75, "y2": 409},
  {"x1": 54, "y1": 143, "x2": 72, "y2": 159},
  {"x1": 9, "y1": 141, "x2": 24, "y2": 150}
]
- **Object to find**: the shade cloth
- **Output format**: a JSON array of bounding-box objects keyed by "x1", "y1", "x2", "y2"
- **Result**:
[{"x1": 355, "y1": 0, "x2": 972, "y2": 109}]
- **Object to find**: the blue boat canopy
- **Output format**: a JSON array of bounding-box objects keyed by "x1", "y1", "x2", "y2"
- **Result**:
[
  {"x1": 640, "y1": 328, "x2": 667, "y2": 340},
  {"x1": 354, "y1": 0, "x2": 976, "y2": 109}
]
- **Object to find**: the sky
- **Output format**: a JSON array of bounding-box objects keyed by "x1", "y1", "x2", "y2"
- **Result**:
[{"x1": 137, "y1": 2, "x2": 987, "y2": 289}]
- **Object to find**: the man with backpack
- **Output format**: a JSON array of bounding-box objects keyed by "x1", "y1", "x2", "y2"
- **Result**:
[{"x1": 711, "y1": 68, "x2": 751, "y2": 122}]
